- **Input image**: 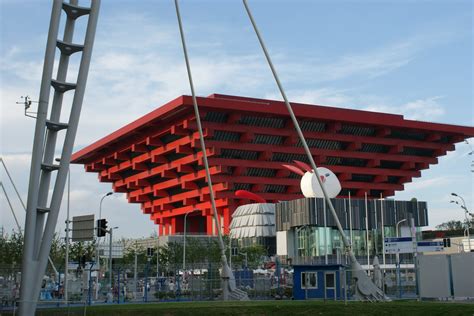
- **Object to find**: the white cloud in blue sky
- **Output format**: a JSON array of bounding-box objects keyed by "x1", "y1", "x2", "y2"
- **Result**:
[{"x1": 1, "y1": 0, "x2": 472, "y2": 238}]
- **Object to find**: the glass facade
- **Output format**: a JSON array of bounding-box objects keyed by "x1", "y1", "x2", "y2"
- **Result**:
[{"x1": 295, "y1": 225, "x2": 423, "y2": 260}]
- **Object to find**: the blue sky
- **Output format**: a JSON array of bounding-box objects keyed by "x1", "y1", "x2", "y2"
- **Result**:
[{"x1": 1, "y1": 0, "x2": 473, "y2": 238}]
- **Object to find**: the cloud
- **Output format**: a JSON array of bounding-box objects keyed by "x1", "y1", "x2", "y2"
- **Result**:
[
  {"x1": 363, "y1": 96, "x2": 446, "y2": 121},
  {"x1": 315, "y1": 40, "x2": 416, "y2": 82},
  {"x1": 265, "y1": 87, "x2": 356, "y2": 108},
  {"x1": 403, "y1": 175, "x2": 461, "y2": 192},
  {"x1": 426, "y1": 206, "x2": 468, "y2": 230},
  {"x1": 0, "y1": 153, "x2": 157, "y2": 239},
  {"x1": 1, "y1": 6, "x2": 469, "y2": 239},
  {"x1": 266, "y1": 88, "x2": 446, "y2": 122}
]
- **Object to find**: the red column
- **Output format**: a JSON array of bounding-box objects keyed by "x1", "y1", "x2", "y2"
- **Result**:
[
  {"x1": 223, "y1": 207, "x2": 230, "y2": 235},
  {"x1": 171, "y1": 217, "x2": 176, "y2": 235},
  {"x1": 206, "y1": 213, "x2": 214, "y2": 235},
  {"x1": 159, "y1": 220, "x2": 164, "y2": 236}
]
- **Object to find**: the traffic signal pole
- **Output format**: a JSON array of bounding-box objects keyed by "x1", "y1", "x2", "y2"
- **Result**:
[{"x1": 95, "y1": 218, "x2": 107, "y2": 300}]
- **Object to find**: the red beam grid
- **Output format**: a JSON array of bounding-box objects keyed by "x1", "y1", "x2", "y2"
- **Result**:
[{"x1": 72, "y1": 94, "x2": 474, "y2": 236}]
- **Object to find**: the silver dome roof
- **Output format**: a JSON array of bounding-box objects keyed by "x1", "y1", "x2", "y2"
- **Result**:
[{"x1": 230, "y1": 203, "x2": 275, "y2": 238}]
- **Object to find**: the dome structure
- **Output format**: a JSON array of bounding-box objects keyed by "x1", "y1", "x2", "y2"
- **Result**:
[{"x1": 230, "y1": 203, "x2": 275, "y2": 238}]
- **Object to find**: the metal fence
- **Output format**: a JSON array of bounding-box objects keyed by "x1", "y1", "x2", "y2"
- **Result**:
[
  {"x1": 91, "y1": 263, "x2": 292, "y2": 303},
  {"x1": 1, "y1": 259, "x2": 421, "y2": 313},
  {"x1": 344, "y1": 266, "x2": 418, "y2": 300}
]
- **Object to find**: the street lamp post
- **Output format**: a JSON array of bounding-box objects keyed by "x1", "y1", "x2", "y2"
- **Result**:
[
  {"x1": 99, "y1": 192, "x2": 113, "y2": 220},
  {"x1": 96, "y1": 192, "x2": 113, "y2": 300},
  {"x1": 239, "y1": 252, "x2": 248, "y2": 268},
  {"x1": 395, "y1": 218, "x2": 407, "y2": 298},
  {"x1": 395, "y1": 219, "x2": 407, "y2": 265},
  {"x1": 183, "y1": 210, "x2": 199, "y2": 273},
  {"x1": 108, "y1": 226, "x2": 118, "y2": 296},
  {"x1": 55, "y1": 158, "x2": 70, "y2": 304},
  {"x1": 451, "y1": 193, "x2": 472, "y2": 252},
  {"x1": 396, "y1": 219, "x2": 407, "y2": 239},
  {"x1": 64, "y1": 166, "x2": 70, "y2": 304}
]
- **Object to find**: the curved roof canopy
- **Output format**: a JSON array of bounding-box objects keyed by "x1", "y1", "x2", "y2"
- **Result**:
[{"x1": 230, "y1": 203, "x2": 275, "y2": 238}]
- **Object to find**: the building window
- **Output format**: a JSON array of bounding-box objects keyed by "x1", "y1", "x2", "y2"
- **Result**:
[
  {"x1": 301, "y1": 271, "x2": 318, "y2": 289},
  {"x1": 325, "y1": 272, "x2": 335, "y2": 289}
]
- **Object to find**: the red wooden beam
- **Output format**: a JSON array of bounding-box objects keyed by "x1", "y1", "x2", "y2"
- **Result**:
[
  {"x1": 207, "y1": 157, "x2": 421, "y2": 178},
  {"x1": 346, "y1": 142, "x2": 362, "y2": 151},
  {"x1": 115, "y1": 150, "x2": 215, "y2": 188},
  {"x1": 186, "y1": 121, "x2": 455, "y2": 151},
  {"x1": 205, "y1": 140, "x2": 437, "y2": 164},
  {"x1": 99, "y1": 131, "x2": 203, "y2": 177},
  {"x1": 132, "y1": 144, "x2": 148, "y2": 153},
  {"x1": 127, "y1": 165, "x2": 224, "y2": 199},
  {"x1": 146, "y1": 136, "x2": 163, "y2": 147},
  {"x1": 114, "y1": 151, "x2": 129, "y2": 161},
  {"x1": 171, "y1": 125, "x2": 189, "y2": 136}
]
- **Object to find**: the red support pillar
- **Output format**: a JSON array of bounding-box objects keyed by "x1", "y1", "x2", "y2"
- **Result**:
[
  {"x1": 206, "y1": 214, "x2": 214, "y2": 235},
  {"x1": 223, "y1": 207, "x2": 230, "y2": 235},
  {"x1": 175, "y1": 215, "x2": 184, "y2": 234},
  {"x1": 171, "y1": 217, "x2": 176, "y2": 235},
  {"x1": 159, "y1": 220, "x2": 164, "y2": 236}
]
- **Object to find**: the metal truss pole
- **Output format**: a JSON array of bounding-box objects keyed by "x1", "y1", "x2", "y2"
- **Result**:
[
  {"x1": 243, "y1": 0, "x2": 388, "y2": 301},
  {"x1": 19, "y1": 1, "x2": 100, "y2": 314},
  {"x1": 20, "y1": 2, "x2": 63, "y2": 313}
]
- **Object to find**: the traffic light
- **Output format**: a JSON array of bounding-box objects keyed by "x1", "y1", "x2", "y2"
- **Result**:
[
  {"x1": 96, "y1": 219, "x2": 108, "y2": 237},
  {"x1": 147, "y1": 247, "x2": 154, "y2": 257},
  {"x1": 80, "y1": 255, "x2": 87, "y2": 267},
  {"x1": 443, "y1": 238, "x2": 451, "y2": 248}
]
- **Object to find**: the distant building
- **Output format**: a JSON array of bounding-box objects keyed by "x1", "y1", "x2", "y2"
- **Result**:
[
  {"x1": 275, "y1": 197, "x2": 427, "y2": 263},
  {"x1": 421, "y1": 230, "x2": 473, "y2": 254}
]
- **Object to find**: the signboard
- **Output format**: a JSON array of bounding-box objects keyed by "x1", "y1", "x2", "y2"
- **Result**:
[
  {"x1": 385, "y1": 237, "x2": 445, "y2": 254},
  {"x1": 417, "y1": 241, "x2": 444, "y2": 253},
  {"x1": 461, "y1": 238, "x2": 474, "y2": 252},
  {"x1": 384, "y1": 237, "x2": 414, "y2": 254},
  {"x1": 72, "y1": 214, "x2": 95, "y2": 241},
  {"x1": 99, "y1": 243, "x2": 124, "y2": 258}
]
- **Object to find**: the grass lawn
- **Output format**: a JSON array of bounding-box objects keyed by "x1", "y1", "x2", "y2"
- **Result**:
[{"x1": 28, "y1": 300, "x2": 474, "y2": 316}]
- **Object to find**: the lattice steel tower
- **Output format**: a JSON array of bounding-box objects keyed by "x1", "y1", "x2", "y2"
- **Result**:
[{"x1": 19, "y1": 1, "x2": 100, "y2": 314}]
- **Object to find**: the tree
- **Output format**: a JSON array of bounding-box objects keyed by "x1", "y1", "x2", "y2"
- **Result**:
[
  {"x1": 69, "y1": 240, "x2": 96, "y2": 264},
  {"x1": 436, "y1": 220, "x2": 464, "y2": 231},
  {"x1": 238, "y1": 244, "x2": 267, "y2": 268},
  {"x1": 0, "y1": 231, "x2": 23, "y2": 265}
]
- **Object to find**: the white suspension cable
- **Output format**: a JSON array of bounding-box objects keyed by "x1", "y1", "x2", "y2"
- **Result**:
[
  {"x1": 174, "y1": 0, "x2": 236, "y2": 300},
  {"x1": 242, "y1": 0, "x2": 352, "y2": 258},
  {"x1": 242, "y1": 0, "x2": 388, "y2": 301}
]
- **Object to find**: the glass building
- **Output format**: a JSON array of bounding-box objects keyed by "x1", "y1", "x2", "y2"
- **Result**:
[{"x1": 275, "y1": 197, "x2": 427, "y2": 264}]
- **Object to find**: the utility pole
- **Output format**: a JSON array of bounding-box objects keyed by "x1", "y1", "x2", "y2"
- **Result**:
[
  {"x1": 55, "y1": 157, "x2": 71, "y2": 304},
  {"x1": 451, "y1": 193, "x2": 472, "y2": 252},
  {"x1": 64, "y1": 168, "x2": 70, "y2": 304},
  {"x1": 156, "y1": 236, "x2": 160, "y2": 279},
  {"x1": 134, "y1": 246, "x2": 138, "y2": 300},
  {"x1": 96, "y1": 191, "x2": 112, "y2": 300},
  {"x1": 108, "y1": 227, "x2": 113, "y2": 293}
]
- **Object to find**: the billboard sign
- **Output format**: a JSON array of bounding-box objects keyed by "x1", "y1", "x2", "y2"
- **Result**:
[
  {"x1": 384, "y1": 237, "x2": 414, "y2": 254},
  {"x1": 416, "y1": 241, "x2": 444, "y2": 253},
  {"x1": 72, "y1": 214, "x2": 95, "y2": 241},
  {"x1": 99, "y1": 243, "x2": 124, "y2": 258}
]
